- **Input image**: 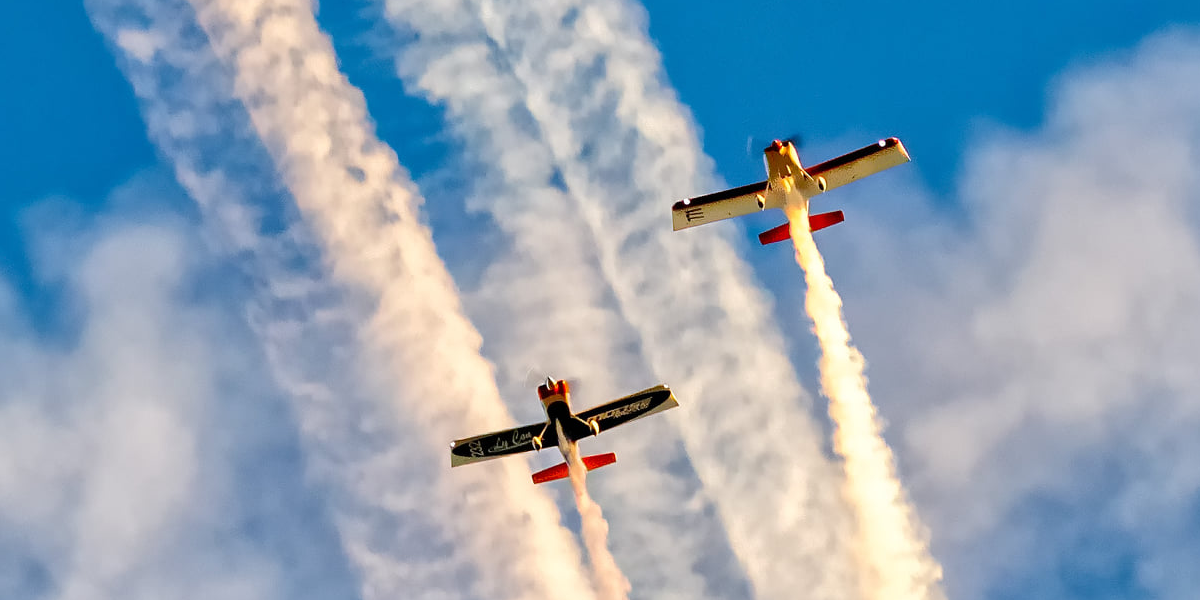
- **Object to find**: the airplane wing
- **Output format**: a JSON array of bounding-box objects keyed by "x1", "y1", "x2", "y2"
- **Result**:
[
  {"x1": 575, "y1": 384, "x2": 678, "y2": 433},
  {"x1": 450, "y1": 421, "x2": 554, "y2": 467},
  {"x1": 806, "y1": 137, "x2": 910, "y2": 194},
  {"x1": 671, "y1": 180, "x2": 768, "y2": 231}
]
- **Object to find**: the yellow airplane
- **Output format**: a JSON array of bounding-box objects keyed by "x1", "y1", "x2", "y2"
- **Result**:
[{"x1": 672, "y1": 137, "x2": 910, "y2": 244}]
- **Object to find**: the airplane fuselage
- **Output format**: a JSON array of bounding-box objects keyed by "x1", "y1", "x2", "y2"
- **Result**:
[
  {"x1": 535, "y1": 378, "x2": 598, "y2": 457},
  {"x1": 762, "y1": 140, "x2": 827, "y2": 213},
  {"x1": 671, "y1": 135, "x2": 908, "y2": 244}
]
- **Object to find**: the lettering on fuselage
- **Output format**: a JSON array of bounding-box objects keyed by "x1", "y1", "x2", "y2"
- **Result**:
[
  {"x1": 488, "y1": 429, "x2": 534, "y2": 454},
  {"x1": 468, "y1": 439, "x2": 485, "y2": 458},
  {"x1": 593, "y1": 398, "x2": 652, "y2": 422}
]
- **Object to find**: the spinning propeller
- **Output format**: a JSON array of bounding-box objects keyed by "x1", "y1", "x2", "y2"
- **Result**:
[{"x1": 746, "y1": 132, "x2": 804, "y2": 155}]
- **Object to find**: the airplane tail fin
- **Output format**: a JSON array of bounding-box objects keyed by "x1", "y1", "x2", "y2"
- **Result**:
[
  {"x1": 758, "y1": 210, "x2": 844, "y2": 245},
  {"x1": 531, "y1": 452, "x2": 617, "y2": 484}
]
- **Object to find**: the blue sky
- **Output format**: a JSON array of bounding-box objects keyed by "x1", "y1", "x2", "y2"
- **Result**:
[
  {"x1": 6, "y1": 0, "x2": 1195, "y2": 281},
  {"x1": 3, "y1": 1, "x2": 1200, "y2": 599},
  {"x1": 3, "y1": 0, "x2": 1195, "y2": 297}
]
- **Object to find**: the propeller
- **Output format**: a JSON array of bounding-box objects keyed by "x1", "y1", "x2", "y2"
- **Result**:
[
  {"x1": 781, "y1": 133, "x2": 804, "y2": 148},
  {"x1": 745, "y1": 132, "x2": 805, "y2": 155},
  {"x1": 521, "y1": 367, "x2": 584, "y2": 395}
]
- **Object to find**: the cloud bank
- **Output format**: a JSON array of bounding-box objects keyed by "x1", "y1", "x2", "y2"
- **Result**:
[
  {"x1": 86, "y1": 1, "x2": 595, "y2": 598},
  {"x1": 795, "y1": 28, "x2": 1200, "y2": 600},
  {"x1": 0, "y1": 178, "x2": 357, "y2": 600},
  {"x1": 378, "y1": 1, "x2": 858, "y2": 597}
]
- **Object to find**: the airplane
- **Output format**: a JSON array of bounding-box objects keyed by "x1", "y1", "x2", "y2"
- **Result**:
[
  {"x1": 671, "y1": 137, "x2": 911, "y2": 244},
  {"x1": 450, "y1": 378, "x2": 678, "y2": 484}
]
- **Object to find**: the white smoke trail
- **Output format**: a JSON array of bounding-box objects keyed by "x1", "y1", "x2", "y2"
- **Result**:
[
  {"x1": 381, "y1": 9, "x2": 740, "y2": 600},
  {"x1": 86, "y1": 1, "x2": 598, "y2": 599},
  {"x1": 379, "y1": 1, "x2": 858, "y2": 598},
  {"x1": 559, "y1": 424, "x2": 632, "y2": 600},
  {"x1": 785, "y1": 205, "x2": 945, "y2": 600}
]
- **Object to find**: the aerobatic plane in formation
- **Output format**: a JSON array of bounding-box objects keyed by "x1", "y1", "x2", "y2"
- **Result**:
[
  {"x1": 450, "y1": 378, "x2": 678, "y2": 484},
  {"x1": 671, "y1": 137, "x2": 911, "y2": 244}
]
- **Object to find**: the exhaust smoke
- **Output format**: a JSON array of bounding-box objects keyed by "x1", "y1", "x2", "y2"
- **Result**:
[{"x1": 786, "y1": 205, "x2": 946, "y2": 600}]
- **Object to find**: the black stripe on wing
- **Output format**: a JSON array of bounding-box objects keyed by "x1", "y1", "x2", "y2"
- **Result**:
[
  {"x1": 806, "y1": 138, "x2": 902, "y2": 176},
  {"x1": 576, "y1": 385, "x2": 678, "y2": 433},
  {"x1": 450, "y1": 421, "x2": 550, "y2": 466},
  {"x1": 671, "y1": 180, "x2": 767, "y2": 211}
]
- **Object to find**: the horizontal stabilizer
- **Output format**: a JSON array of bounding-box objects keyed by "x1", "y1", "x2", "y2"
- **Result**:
[
  {"x1": 757, "y1": 211, "x2": 845, "y2": 245},
  {"x1": 758, "y1": 222, "x2": 791, "y2": 245},
  {"x1": 531, "y1": 452, "x2": 617, "y2": 484},
  {"x1": 809, "y1": 210, "x2": 845, "y2": 231}
]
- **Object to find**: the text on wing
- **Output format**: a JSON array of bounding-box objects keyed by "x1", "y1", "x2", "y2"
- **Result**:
[
  {"x1": 594, "y1": 398, "x2": 653, "y2": 422},
  {"x1": 487, "y1": 429, "x2": 535, "y2": 453}
]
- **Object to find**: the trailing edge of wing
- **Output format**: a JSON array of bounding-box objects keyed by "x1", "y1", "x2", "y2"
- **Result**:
[{"x1": 671, "y1": 181, "x2": 768, "y2": 231}]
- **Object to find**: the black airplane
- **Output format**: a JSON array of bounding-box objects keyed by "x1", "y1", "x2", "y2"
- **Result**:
[{"x1": 450, "y1": 378, "x2": 678, "y2": 484}]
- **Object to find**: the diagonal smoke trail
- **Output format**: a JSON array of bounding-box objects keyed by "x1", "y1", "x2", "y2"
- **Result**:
[
  {"x1": 379, "y1": 1, "x2": 858, "y2": 598},
  {"x1": 560, "y1": 425, "x2": 632, "y2": 600},
  {"x1": 785, "y1": 205, "x2": 946, "y2": 600},
  {"x1": 381, "y1": 8, "x2": 742, "y2": 600},
  {"x1": 86, "y1": 1, "x2": 598, "y2": 599}
]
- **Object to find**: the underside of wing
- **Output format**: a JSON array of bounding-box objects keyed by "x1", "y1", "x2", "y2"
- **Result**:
[
  {"x1": 806, "y1": 137, "x2": 910, "y2": 194},
  {"x1": 575, "y1": 385, "x2": 678, "y2": 434},
  {"x1": 671, "y1": 181, "x2": 768, "y2": 231},
  {"x1": 450, "y1": 421, "x2": 551, "y2": 467}
]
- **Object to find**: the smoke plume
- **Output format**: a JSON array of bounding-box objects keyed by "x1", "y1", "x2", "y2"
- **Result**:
[
  {"x1": 381, "y1": 1, "x2": 858, "y2": 596},
  {"x1": 86, "y1": 0, "x2": 597, "y2": 598},
  {"x1": 560, "y1": 423, "x2": 632, "y2": 600},
  {"x1": 786, "y1": 205, "x2": 945, "y2": 600}
]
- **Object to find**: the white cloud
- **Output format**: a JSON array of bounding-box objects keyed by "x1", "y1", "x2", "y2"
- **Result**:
[
  {"x1": 116, "y1": 28, "x2": 167, "y2": 63},
  {"x1": 88, "y1": 1, "x2": 598, "y2": 599},
  {"x1": 0, "y1": 179, "x2": 357, "y2": 600},
  {"x1": 380, "y1": 1, "x2": 858, "y2": 598},
  {"x1": 789, "y1": 28, "x2": 1200, "y2": 599}
]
